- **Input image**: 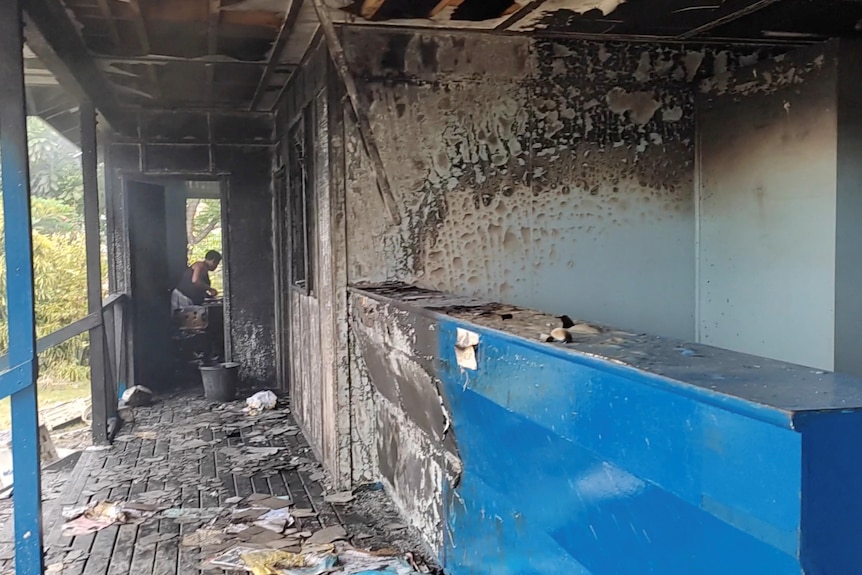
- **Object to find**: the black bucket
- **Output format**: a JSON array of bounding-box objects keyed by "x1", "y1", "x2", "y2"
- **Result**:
[{"x1": 199, "y1": 362, "x2": 239, "y2": 402}]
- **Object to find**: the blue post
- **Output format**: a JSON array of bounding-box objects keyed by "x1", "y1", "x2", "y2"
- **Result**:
[{"x1": 0, "y1": 2, "x2": 43, "y2": 574}]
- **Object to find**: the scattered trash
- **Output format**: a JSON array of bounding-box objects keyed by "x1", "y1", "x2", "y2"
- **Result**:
[
  {"x1": 162, "y1": 507, "x2": 224, "y2": 523},
  {"x1": 254, "y1": 508, "x2": 295, "y2": 533},
  {"x1": 246, "y1": 390, "x2": 278, "y2": 413},
  {"x1": 241, "y1": 547, "x2": 337, "y2": 575},
  {"x1": 207, "y1": 545, "x2": 264, "y2": 570},
  {"x1": 182, "y1": 528, "x2": 226, "y2": 547},
  {"x1": 61, "y1": 501, "x2": 127, "y2": 536},
  {"x1": 305, "y1": 525, "x2": 348, "y2": 546},
  {"x1": 324, "y1": 491, "x2": 355, "y2": 505},
  {"x1": 121, "y1": 385, "x2": 154, "y2": 407},
  {"x1": 339, "y1": 547, "x2": 423, "y2": 575}
]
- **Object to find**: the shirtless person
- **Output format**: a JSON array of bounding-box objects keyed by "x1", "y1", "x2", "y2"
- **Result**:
[{"x1": 176, "y1": 250, "x2": 221, "y2": 305}]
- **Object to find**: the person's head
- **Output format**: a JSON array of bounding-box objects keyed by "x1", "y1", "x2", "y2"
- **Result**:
[{"x1": 204, "y1": 250, "x2": 222, "y2": 271}]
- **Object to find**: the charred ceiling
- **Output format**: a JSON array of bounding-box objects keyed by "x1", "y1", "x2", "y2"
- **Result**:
[
  {"x1": 17, "y1": 0, "x2": 862, "y2": 126},
  {"x1": 23, "y1": 0, "x2": 320, "y2": 114},
  {"x1": 332, "y1": 0, "x2": 862, "y2": 45}
]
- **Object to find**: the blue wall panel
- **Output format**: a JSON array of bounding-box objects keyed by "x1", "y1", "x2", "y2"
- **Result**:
[{"x1": 437, "y1": 319, "x2": 805, "y2": 575}]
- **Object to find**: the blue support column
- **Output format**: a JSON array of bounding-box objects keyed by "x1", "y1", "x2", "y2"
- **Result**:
[{"x1": 0, "y1": 1, "x2": 43, "y2": 574}]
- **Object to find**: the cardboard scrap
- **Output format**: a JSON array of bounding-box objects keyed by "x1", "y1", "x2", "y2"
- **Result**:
[
  {"x1": 304, "y1": 525, "x2": 348, "y2": 546},
  {"x1": 182, "y1": 529, "x2": 226, "y2": 548},
  {"x1": 254, "y1": 508, "x2": 295, "y2": 533}
]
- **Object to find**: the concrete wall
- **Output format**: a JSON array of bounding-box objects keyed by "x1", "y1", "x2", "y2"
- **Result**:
[
  {"x1": 105, "y1": 110, "x2": 276, "y2": 386},
  {"x1": 341, "y1": 29, "x2": 769, "y2": 341}
]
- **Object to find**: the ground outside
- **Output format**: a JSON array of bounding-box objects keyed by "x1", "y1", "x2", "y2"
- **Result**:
[{"x1": 0, "y1": 389, "x2": 440, "y2": 575}]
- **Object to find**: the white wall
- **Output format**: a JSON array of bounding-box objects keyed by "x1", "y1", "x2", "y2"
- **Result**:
[{"x1": 697, "y1": 46, "x2": 838, "y2": 370}]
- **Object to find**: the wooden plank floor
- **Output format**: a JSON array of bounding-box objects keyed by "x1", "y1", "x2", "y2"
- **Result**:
[{"x1": 0, "y1": 390, "x2": 437, "y2": 575}]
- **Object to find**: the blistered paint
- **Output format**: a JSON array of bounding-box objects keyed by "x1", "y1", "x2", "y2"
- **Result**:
[{"x1": 342, "y1": 30, "x2": 771, "y2": 340}]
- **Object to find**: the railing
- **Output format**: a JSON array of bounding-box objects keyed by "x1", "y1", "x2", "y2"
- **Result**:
[{"x1": 0, "y1": 291, "x2": 130, "y2": 442}]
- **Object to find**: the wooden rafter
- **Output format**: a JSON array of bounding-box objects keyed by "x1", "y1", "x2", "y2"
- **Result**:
[
  {"x1": 125, "y1": 0, "x2": 162, "y2": 99},
  {"x1": 677, "y1": 0, "x2": 787, "y2": 39},
  {"x1": 249, "y1": 0, "x2": 304, "y2": 111},
  {"x1": 311, "y1": 0, "x2": 401, "y2": 226}
]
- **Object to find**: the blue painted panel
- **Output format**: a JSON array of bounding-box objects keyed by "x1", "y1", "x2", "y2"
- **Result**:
[
  {"x1": 436, "y1": 319, "x2": 805, "y2": 575},
  {"x1": 0, "y1": 1, "x2": 43, "y2": 572}
]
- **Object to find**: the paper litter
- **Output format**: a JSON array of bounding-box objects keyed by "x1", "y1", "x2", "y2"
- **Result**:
[
  {"x1": 61, "y1": 501, "x2": 128, "y2": 536},
  {"x1": 254, "y1": 508, "x2": 295, "y2": 533},
  {"x1": 241, "y1": 548, "x2": 337, "y2": 575},
  {"x1": 246, "y1": 390, "x2": 278, "y2": 413}
]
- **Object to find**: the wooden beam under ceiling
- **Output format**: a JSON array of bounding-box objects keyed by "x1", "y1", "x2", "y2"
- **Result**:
[
  {"x1": 249, "y1": 0, "x2": 304, "y2": 112},
  {"x1": 22, "y1": 0, "x2": 120, "y2": 129},
  {"x1": 678, "y1": 0, "x2": 787, "y2": 39},
  {"x1": 311, "y1": 0, "x2": 401, "y2": 226},
  {"x1": 126, "y1": 0, "x2": 162, "y2": 99}
]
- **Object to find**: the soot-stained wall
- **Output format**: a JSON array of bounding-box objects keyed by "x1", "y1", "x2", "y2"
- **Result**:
[{"x1": 341, "y1": 28, "x2": 767, "y2": 340}]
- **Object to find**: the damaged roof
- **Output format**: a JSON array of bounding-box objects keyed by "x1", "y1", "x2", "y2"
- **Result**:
[{"x1": 19, "y1": 0, "x2": 862, "y2": 125}]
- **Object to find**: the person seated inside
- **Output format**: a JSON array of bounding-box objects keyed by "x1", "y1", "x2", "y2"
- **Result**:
[{"x1": 174, "y1": 250, "x2": 222, "y2": 308}]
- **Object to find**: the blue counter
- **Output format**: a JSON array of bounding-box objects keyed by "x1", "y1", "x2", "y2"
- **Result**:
[{"x1": 349, "y1": 286, "x2": 862, "y2": 575}]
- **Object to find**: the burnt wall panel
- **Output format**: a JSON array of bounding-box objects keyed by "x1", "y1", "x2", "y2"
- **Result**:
[
  {"x1": 211, "y1": 113, "x2": 274, "y2": 144},
  {"x1": 340, "y1": 29, "x2": 769, "y2": 341},
  {"x1": 145, "y1": 144, "x2": 210, "y2": 173},
  {"x1": 106, "y1": 123, "x2": 276, "y2": 388},
  {"x1": 140, "y1": 111, "x2": 209, "y2": 143},
  {"x1": 214, "y1": 145, "x2": 277, "y2": 387}
]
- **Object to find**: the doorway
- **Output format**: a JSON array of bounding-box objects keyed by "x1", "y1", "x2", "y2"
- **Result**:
[{"x1": 125, "y1": 178, "x2": 227, "y2": 391}]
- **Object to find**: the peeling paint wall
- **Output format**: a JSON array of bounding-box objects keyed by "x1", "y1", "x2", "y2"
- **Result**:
[
  {"x1": 349, "y1": 291, "x2": 460, "y2": 555},
  {"x1": 341, "y1": 28, "x2": 771, "y2": 340}
]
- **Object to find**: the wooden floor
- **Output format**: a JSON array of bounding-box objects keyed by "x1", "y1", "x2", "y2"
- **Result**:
[{"x1": 0, "y1": 390, "x2": 428, "y2": 575}]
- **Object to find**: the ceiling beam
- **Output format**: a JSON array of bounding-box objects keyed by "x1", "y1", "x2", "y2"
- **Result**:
[
  {"x1": 677, "y1": 0, "x2": 787, "y2": 39},
  {"x1": 125, "y1": 0, "x2": 162, "y2": 99},
  {"x1": 249, "y1": 0, "x2": 304, "y2": 112},
  {"x1": 21, "y1": 0, "x2": 120, "y2": 129},
  {"x1": 92, "y1": 54, "x2": 268, "y2": 66}
]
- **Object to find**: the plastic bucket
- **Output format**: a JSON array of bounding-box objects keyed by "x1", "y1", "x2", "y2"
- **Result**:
[{"x1": 199, "y1": 362, "x2": 239, "y2": 402}]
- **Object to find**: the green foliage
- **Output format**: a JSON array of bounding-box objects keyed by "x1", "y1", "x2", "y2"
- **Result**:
[
  {"x1": 187, "y1": 198, "x2": 223, "y2": 293},
  {"x1": 0, "y1": 118, "x2": 102, "y2": 385}
]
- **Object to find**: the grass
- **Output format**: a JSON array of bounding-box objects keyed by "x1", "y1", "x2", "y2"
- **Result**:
[{"x1": 0, "y1": 380, "x2": 89, "y2": 430}]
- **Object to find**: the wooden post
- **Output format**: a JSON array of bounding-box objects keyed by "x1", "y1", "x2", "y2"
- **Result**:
[{"x1": 81, "y1": 101, "x2": 109, "y2": 443}]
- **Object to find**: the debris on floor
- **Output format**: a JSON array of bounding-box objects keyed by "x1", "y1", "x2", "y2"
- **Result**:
[
  {"x1": 121, "y1": 385, "x2": 154, "y2": 407},
  {"x1": 21, "y1": 392, "x2": 441, "y2": 575},
  {"x1": 61, "y1": 500, "x2": 157, "y2": 536},
  {"x1": 246, "y1": 390, "x2": 278, "y2": 414}
]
